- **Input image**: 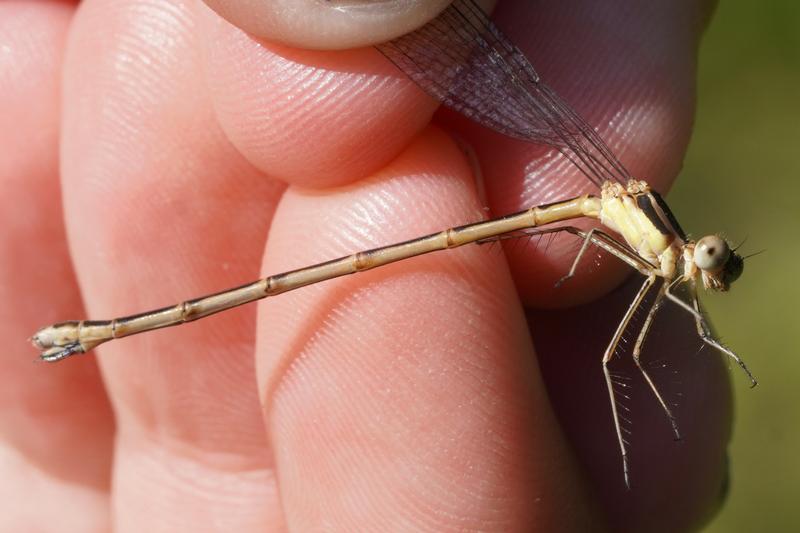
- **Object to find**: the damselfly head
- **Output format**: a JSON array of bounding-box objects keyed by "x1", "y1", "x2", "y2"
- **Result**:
[{"x1": 694, "y1": 235, "x2": 743, "y2": 291}]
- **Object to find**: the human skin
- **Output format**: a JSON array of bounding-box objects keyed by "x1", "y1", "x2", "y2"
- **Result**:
[{"x1": 1, "y1": 0, "x2": 732, "y2": 531}]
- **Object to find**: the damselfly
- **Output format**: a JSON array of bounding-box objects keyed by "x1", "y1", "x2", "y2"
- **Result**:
[{"x1": 31, "y1": 0, "x2": 756, "y2": 488}]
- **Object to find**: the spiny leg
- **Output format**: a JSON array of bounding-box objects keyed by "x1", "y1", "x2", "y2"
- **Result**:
[
  {"x1": 665, "y1": 279, "x2": 757, "y2": 387},
  {"x1": 631, "y1": 285, "x2": 681, "y2": 440},
  {"x1": 477, "y1": 226, "x2": 599, "y2": 277},
  {"x1": 555, "y1": 227, "x2": 601, "y2": 287},
  {"x1": 477, "y1": 226, "x2": 579, "y2": 245},
  {"x1": 551, "y1": 227, "x2": 656, "y2": 288},
  {"x1": 603, "y1": 273, "x2": 659, "y2": 489},
  {"x1": 479, "y1": 226, "x2": 655, "y2": 281}
]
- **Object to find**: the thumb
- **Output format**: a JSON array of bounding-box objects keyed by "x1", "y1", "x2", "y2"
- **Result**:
[{"x1": 201, "y1": 0, "x2": 481, "y2": 49}]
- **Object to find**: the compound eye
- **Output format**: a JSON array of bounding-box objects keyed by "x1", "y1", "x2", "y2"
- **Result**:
[{"x1": 694, "y1": 235, "x2": 731, "y2": 272}]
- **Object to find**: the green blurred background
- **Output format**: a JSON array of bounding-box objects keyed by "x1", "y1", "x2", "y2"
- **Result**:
[{"x1": 669, "y1": 1, "x2": 799, "y2": 531}]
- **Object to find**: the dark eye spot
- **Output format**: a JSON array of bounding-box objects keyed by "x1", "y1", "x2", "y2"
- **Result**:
[{"x1": 708, "y1": 247, "x2": 716, "y2": 255}]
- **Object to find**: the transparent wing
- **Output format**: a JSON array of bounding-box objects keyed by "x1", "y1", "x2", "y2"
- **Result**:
[{"x1": 376, "y1": 0, "x2": 633, "y2": 188}]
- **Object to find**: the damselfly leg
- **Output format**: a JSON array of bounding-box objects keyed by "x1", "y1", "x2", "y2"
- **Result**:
[
  {"x1": 555, "y1": 227, "x2": 655, "y2": 287},
  {"x1": 665, "y1": 279, "x2": 758, "y2": 387},
  {"x1": 483, "y1": 225, "x2": 686, "y2": 486},
  {"x1": 631, "y1": 285, "x2": 682, "y2": 441},
  {"x1": 556, "y1": 229, "x2": 685, "y2": 454},
  {"x1": 602, "y1": 273, "x2": 659, "y2": 489},
  {"x1": 557, "y1": 230, "x2": 683, "y2": 488}
]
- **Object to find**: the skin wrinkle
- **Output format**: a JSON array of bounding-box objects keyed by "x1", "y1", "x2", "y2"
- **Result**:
[
  {"x1": 112, "y1": 437, "x2": 279, "y2": 530},
  {"x1": 119, "y1": 425, "x2": 272, "y2": 473}
]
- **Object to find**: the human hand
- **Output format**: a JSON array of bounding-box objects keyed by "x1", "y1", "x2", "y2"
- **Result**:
[{"x1": 1, "y1": 0, "x2": 729, "y2": 531}]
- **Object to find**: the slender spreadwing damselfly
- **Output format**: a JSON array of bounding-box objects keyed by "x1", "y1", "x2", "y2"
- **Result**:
[{"x1": 31, "y1": 0, "x2": 756, "y2": 488}]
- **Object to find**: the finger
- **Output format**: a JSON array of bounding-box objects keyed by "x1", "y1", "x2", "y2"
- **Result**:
[
  {"x1": 435, "y1": 0, "x2": 714, "y2": 306},
  {"x1": 61, "y1": 0, "x2": 285, "y2": 530},
  {"x1": 258, "y1": 127, "x2": 601, "y2": 531},
  {"x1": 0, "y1": 2, "x2": 114, "y2": 531},
  {"x1": 471, "y1": 1, "x2": 729, "y2": 527},
  {"x1": 199, "y1": 3, "x2": 438, "y2": 188}
]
